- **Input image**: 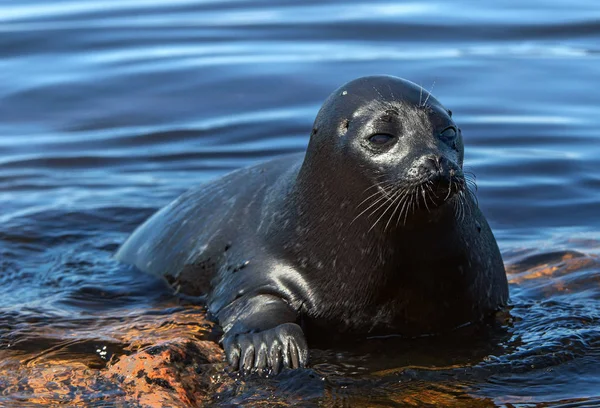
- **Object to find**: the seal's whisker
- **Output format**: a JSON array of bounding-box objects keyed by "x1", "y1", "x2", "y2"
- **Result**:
[
  {"x1": 410, "y1": 187, "x2": 419, "y2": 218},
  {"x1": 364, "y1": 177, "x2": 393, "y2": 191},
  {"x1": 456, "y1": 197, "x2": 462, "y2": 222},
  {"x1": 471, "y1": 190, "x2": 479, "y2": 208},
  {"x1": 362, "y1": 178, "x2": 396, "y2": 195},
  {"x1": 404, "y1": 188, "x2": 413, "y2": 222},
  {"x1": 357, "y1": 181, "x2": 396, "y2": 207},
  {"x1": 464, "y1": 171, "x2": 478, "y2": 186},
  {"x1": 391, "y1": 194, "x2": 408, "y2": 227},
  {"x1": 370, "y1": 172, "x2": 388, "y2": 180},
  {"x1": 385, "y1": 185, "x2": 413, "y2": 231},
  {"x1": 421, "y1": 186, "x2": 430, "y2": 213},
  {"x1": 363, "y1": 185, "x2": 401, "y2": 221},
  {"x1": 368, "y1": 188, "x2": 404, "y2": 232},
  {"x1": 466, "y1": 187, "x2": 479, "y2": 209},
  {"x1": 466, "y1": 183, "x2": 479, "y2": 203},
  {"x1": 351, "y1": 189, "x2": 392, "y2": 225},
  {"x1": 355, "y1": 191, "x2": 388, "y2": 213},
  {"x1": 400, "y1": 186, "x2": 417, "y2": 226},
  {"x1": 397, "y1": 194, "x2": 412, "y2": 227},
  {"x1": 461, "y1": 173, "x2": 479, "y2": 208},
  {"x1": 452, "y1": 192, "x2": 460, "y2": 220},
  {"x1": 398, "y1": 192, "x2": 412, "y2": 227},
  {"x1": 444, "y1": 179, "x2": 454, "y2": 202},
  {"x1": 425, "y1": 182, "x2": 438, "y2": 209},
  {"x1": 359, "y1": 182, "x2": 385, "y2": 197},
  {"x1": 465, "y1": 177, "x2": 477, "y2": 188},
  {"x1": 403, "y1": 197, "x2": 412, "y2": 225},
  {"x1": 464, "y1": 171, "x2": 477, "y2": 181},
  {"x1": 426, "y1": 180, "x2": 437, "y2": 196},
  {"x1": 384, "y1": 189, "x2": 405, "y2": 232},
  {"x1": 386, "y1": 184, "x2": 415, "y2": 228},
  {"x1": 461, "y1": 193, "x2": 468, "y2": 222},
  {"x1": 358, "y1": 186, "x2": 382, "y2": 199},
  {"x1": 465, "y1": 179, "x2": 478, "y2": 195},
  {"x1": 423, "y1": 79, "x2": 436, "y2": 107},
  {"x1": 463, "y1": 166, "x2": 477, "y2": 175},
  {"x1": 458, "y1": 192, "x2": 466, "y2": 222},
  {"x1": 357, "y1": 188, "x2": 391, "y2": 214}
]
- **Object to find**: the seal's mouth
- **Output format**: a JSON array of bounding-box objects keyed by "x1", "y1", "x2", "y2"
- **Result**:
[
  {"x1": 416, "y1": 171, "x2": 465, "y2": 209},
  {"x1": 353, "y1": 170, "x2": 478, "y2": 231}
]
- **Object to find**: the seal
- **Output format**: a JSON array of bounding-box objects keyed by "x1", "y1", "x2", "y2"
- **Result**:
[{"x1": 115, "y1": 75, "x2": 509, "y2": 373}]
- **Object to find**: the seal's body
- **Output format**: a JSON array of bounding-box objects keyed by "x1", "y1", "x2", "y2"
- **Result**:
[{"x1": 116, "y1": 76, "x2": 508, "y2": 372}]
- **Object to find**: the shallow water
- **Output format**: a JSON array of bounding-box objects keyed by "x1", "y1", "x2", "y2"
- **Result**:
[{"x1": 1, "y1": 0, "x2": 599, "y2": 406}]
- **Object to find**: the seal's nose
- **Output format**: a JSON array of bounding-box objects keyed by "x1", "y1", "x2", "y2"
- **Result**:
[{"x1": 419, "y1": 155, "x2": 443, "y2": 176}]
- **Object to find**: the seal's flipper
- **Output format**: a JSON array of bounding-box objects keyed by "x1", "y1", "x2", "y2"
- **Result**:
[
  {"x1": 223, "y1": 322, "x2": 307, "y2": 374},
  {"x1": 218, "y1": 294, "x2": 307, "y2": 373}
]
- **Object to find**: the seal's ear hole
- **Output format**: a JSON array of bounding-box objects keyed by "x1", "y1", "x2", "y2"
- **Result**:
[{"x1": 339, "y1": 119, "x2": 350, "y2": 135}]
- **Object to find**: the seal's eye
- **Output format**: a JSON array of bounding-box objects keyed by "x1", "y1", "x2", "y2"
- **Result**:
[
  {"x1": 440, "y1": 126, "x2": 457, "y2": 141},
  {"x1": 369, "y1": 134, "x2": 394, "y2": 145}
]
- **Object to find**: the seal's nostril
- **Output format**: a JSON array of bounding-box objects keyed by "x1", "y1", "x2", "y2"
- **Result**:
[{"x1": 420, "y1": 156, "x2": 439, "y2": 175}]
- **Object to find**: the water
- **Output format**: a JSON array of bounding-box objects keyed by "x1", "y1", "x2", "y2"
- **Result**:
[{"x1": 1, "y1": 0, "x2": 599, "y2": 406}]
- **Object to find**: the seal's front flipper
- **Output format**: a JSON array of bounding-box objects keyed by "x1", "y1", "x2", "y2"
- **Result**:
[
  {"x1": 223, "y1": 322, "x2": 307, "y2": 374},
  {"x1": 216, "y1": 293, "x2": 307, "y2": 374}
]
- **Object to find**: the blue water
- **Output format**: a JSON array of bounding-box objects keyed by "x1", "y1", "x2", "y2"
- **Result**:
[{"x1": 1, "y1": 0, "x2": 599, "y2": 406}]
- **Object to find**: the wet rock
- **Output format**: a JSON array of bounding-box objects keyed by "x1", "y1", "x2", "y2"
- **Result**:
[{"x1": 106, "y1": 338, "x2": 227, "y2": 407}]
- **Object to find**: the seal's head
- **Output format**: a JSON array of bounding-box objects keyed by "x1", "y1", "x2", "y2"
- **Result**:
[{"x1": 302, "y1": 75, "x2": 469, "y2": 226}]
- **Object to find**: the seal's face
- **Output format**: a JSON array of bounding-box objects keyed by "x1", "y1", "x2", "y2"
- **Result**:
[
  {"x1": 349, "y1": 95, "x2": 465, "y2": 208},
  {"x1": 307, "y1": 75, "x2": 473, "y2": 228}
]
